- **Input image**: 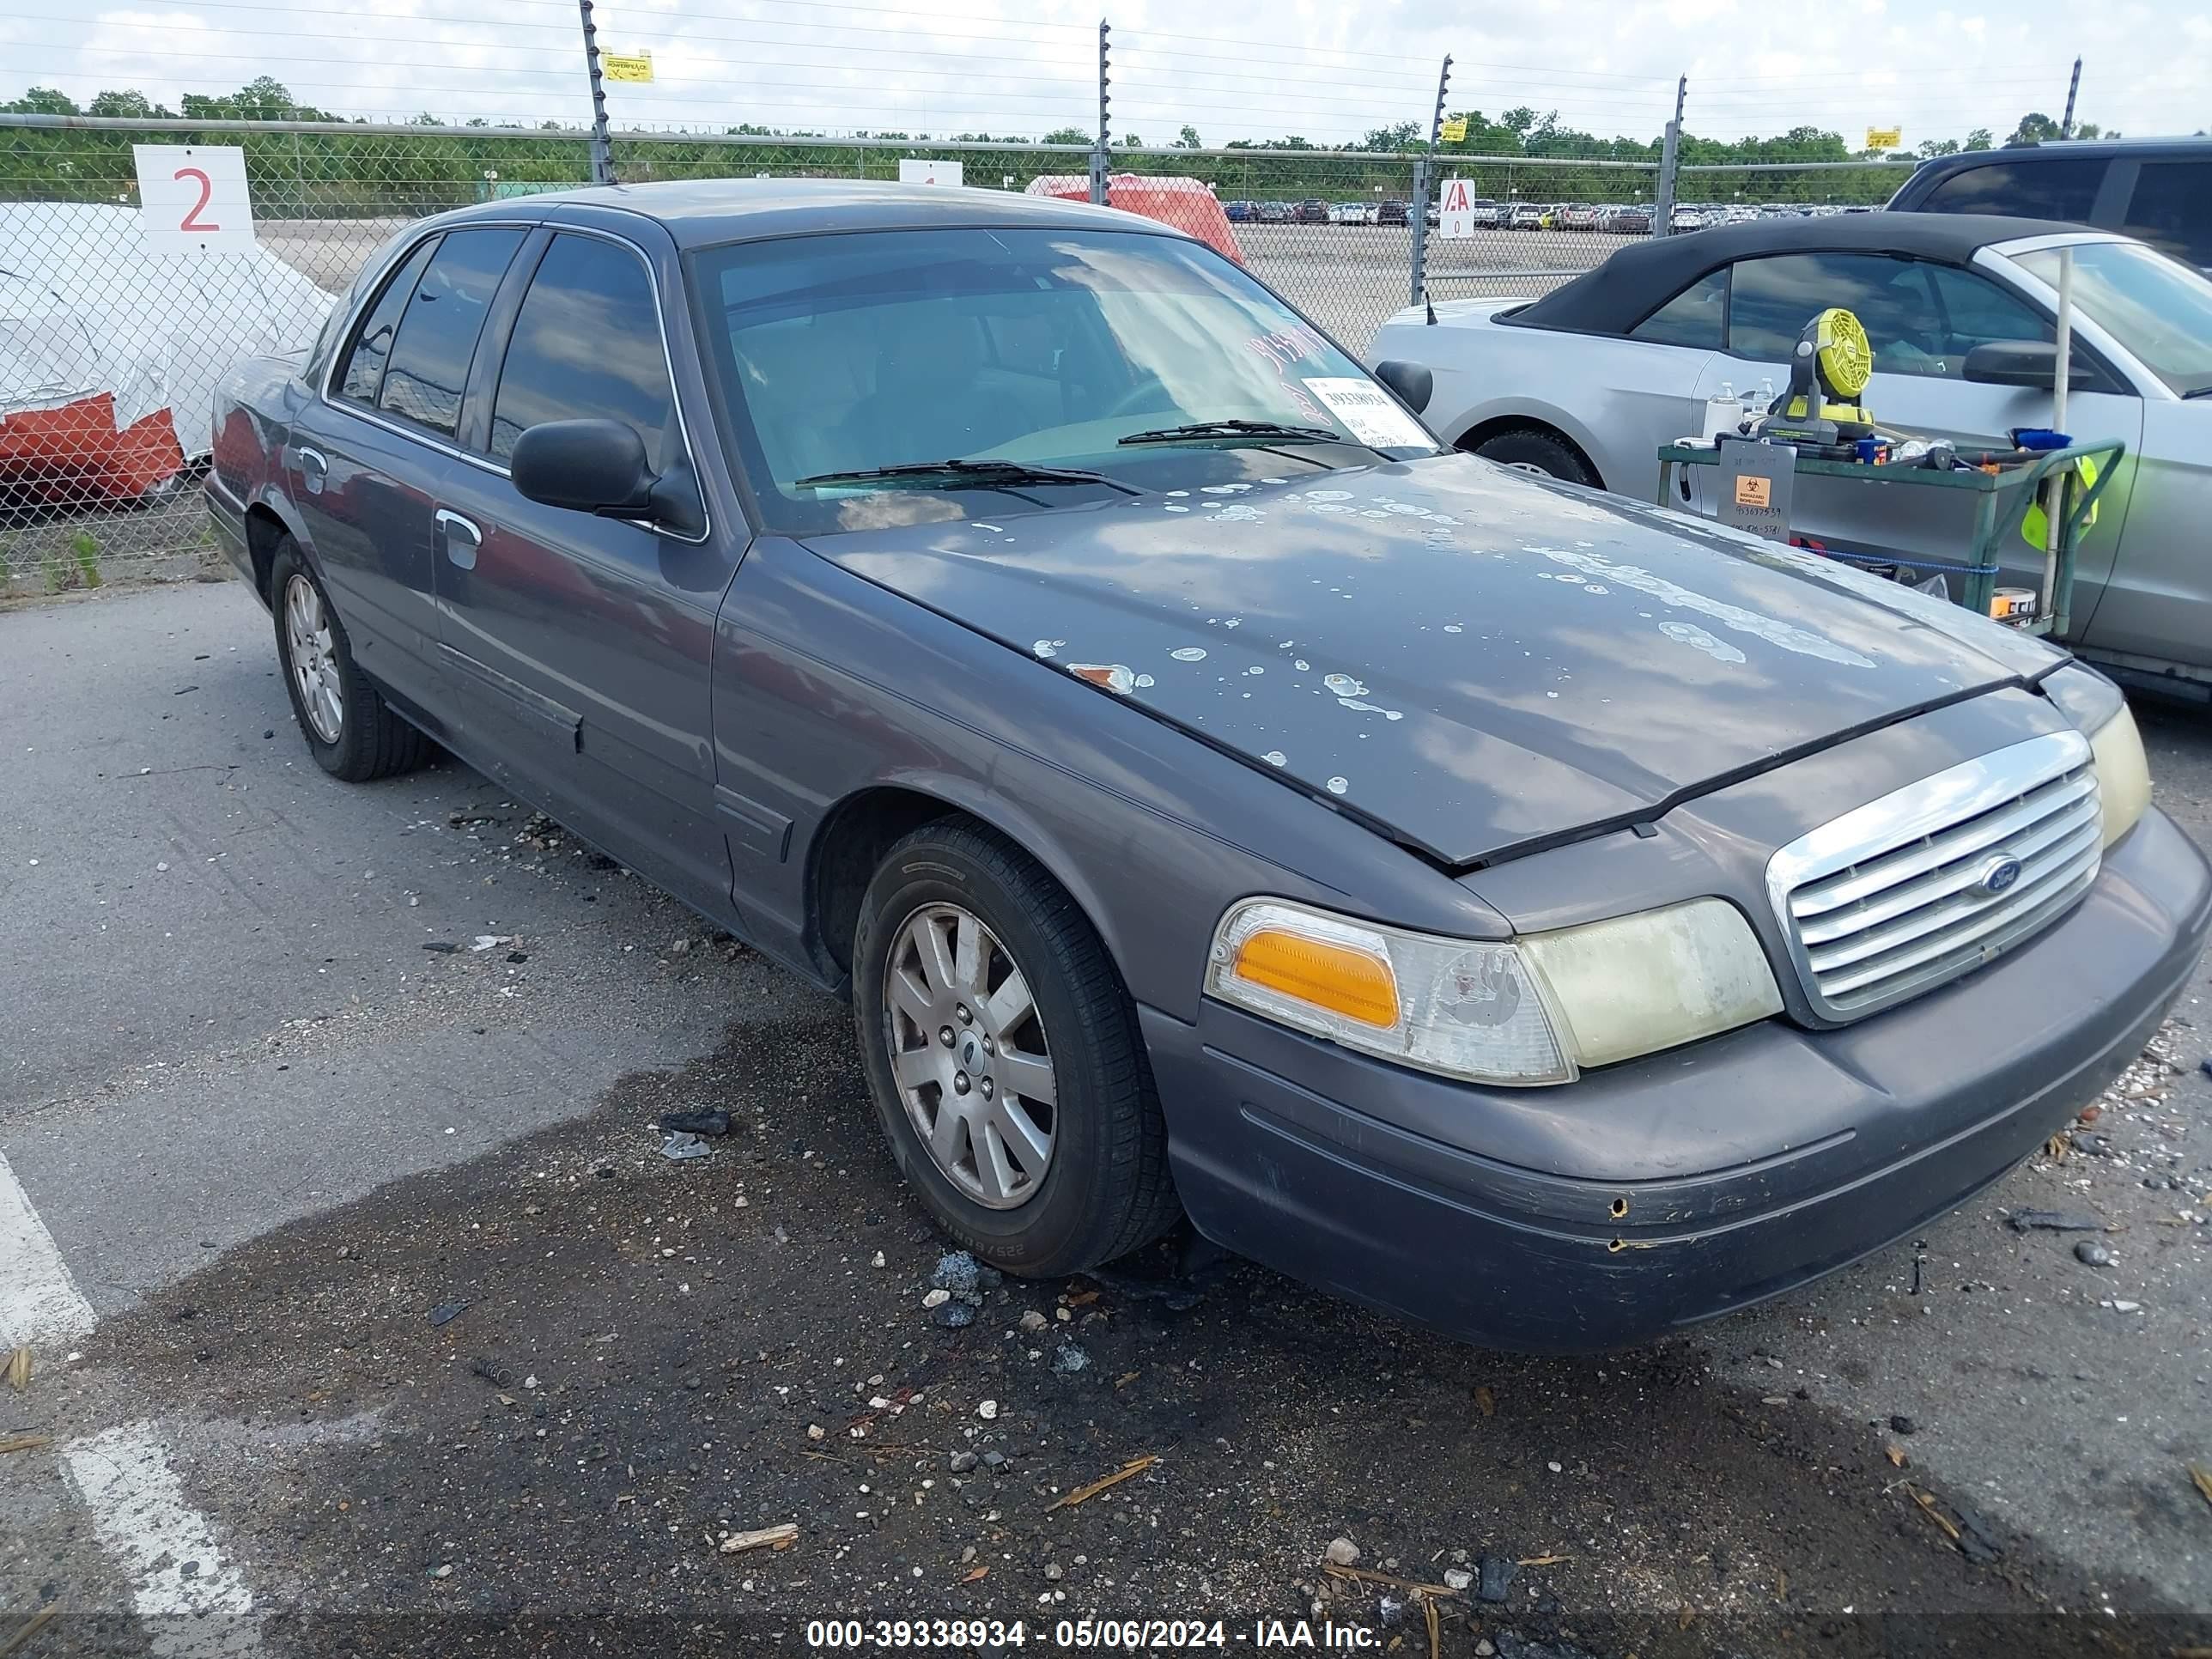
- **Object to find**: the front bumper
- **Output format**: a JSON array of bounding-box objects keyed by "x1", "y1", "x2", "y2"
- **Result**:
[{"x1": 1145, "y1": 807, "x2": 2211, "y2": 1353}]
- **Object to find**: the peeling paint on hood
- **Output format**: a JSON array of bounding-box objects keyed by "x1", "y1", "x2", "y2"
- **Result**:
[{"x1": 807, "y1": 453, "x2": 2061, "y2": 866}]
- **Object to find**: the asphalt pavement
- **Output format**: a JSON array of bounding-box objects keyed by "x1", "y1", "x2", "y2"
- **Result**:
[{"x1": 3, "y1": 580, "x2": 2209, "y2": 1659}]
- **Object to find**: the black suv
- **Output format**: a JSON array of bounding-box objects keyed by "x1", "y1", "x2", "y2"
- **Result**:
[{"x1": 1887, "y1": 137, "x2": 2211, "y2": 269}]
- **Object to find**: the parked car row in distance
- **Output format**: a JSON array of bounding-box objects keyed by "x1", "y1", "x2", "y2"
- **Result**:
[
  {"x1": 1492, "y1": 203, "x2": 1653, "y2": 233},
  {"x1": 1669, "y1": 203, "x2": 1872, "y2": 233},
  {"x1": 1224, "y1": 198, "x2": 1433, "y2": 227},
  {"x1": 1212, "y1": 197, "x2": 1668, "y2": 234}
]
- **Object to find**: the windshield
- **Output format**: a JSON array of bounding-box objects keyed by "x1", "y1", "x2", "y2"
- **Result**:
[
  {"x1": 2013, "y1": 240, "x2": 2212, "y2": 397},
  {"x1": 691, "y1": 227, "x2": 1435, "y2": 533}
]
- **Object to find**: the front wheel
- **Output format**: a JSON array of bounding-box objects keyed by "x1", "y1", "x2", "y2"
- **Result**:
[
  {"x1": 852, "y1": 822, "x2": 1181, "y2": 1277},
  {"x1": 270, "y1": 540, "x2": 428, "y2": 782},
  {"x1": 1470, "y1": 427, "x2": 1600, "y2": 487}
]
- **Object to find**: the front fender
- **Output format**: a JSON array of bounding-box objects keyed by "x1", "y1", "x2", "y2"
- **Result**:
[
  {"x1": 824, "y1": 763, "x2": 1163, "y2": 1009},
  {"x1": 1447, "y1": 392, "x2": 1610, "y2": 475},
  {"x1": 714, "y1": 539, "x2": 1510, "y2": 1021}
]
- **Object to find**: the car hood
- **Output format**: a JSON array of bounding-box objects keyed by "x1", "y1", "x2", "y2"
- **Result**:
[{"x1": 810, "y1": 454, "x2": 2062, "y2": 866}]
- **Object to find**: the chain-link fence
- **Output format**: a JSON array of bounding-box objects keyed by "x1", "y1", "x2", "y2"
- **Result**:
[
  {"x1": 1423, "y1": 155, "x2": 1664, "y2": 304},
  {"x1": 3, "y1": 115, "x2": 565, "y2": 591},
  {"x1": 602, "y1": 134, "x2": 1427, "y2": 351},
  {"x1": 0, "y1": 116, "x2": 1469, "y2": 590},
  {"x1": 0, "y1": 106, "x2": 1972, "y2": 595},
  {"x1": 1673, "y1": 159, "x2": 1920, "y2": 218}
]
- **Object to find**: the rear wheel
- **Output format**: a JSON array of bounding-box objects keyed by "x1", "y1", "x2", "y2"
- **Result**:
[
  {"x1": 270, "y1": 540, "x2": 428, "y2": 782},
  {"x1": 853, "y1": 822, "x2": 1180, "y2": 1277},
  {"x1": 1469, "y1": 427, "x2": 1600, "y2": 487}
]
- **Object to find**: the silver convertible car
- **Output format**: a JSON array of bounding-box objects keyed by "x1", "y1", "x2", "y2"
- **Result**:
[
  {"x1": 1374, "y1": 214, "x2": 2212, "y2": 701},
  {"x1": 207, "y1": 181, "x2": 2207, "y2": 1352}
]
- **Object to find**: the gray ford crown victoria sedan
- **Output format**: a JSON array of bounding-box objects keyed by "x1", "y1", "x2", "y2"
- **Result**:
[{"x1": 206, "y1": 180, "x2": 2210, "y2": 1352}]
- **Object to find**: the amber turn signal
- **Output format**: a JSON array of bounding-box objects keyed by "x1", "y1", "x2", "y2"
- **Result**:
[{"x1": 1230, "y1": 927, "x2": 1401, "y2": 1029}]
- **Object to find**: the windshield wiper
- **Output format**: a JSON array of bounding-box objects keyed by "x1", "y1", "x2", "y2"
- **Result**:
[
  {"x1": 2181, "y1": 385, "x2": 2212, "y2": 399},
  {"x1": 1117, "y1": 419, "x2": 1364, "y2": 449},
  {"x1": 793, "y1": 459, "x2": 1137, "y2": 494}
]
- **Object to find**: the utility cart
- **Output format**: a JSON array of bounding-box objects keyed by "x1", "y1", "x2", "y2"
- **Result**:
[{"x1": 1654, "y1": 439, "x2": 2126, "y2": 639}]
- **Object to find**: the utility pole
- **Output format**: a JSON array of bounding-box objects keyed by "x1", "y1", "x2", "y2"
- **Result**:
[
  {"x1": 577, "y1": 0, "x2": 615, "y2": 186},
  {"x1": 1408, "y1": 53, "x2": 1451, "y2": 308},
  {"x1": 1091, "y1": 20, "x2": 1111, "y2": 206},
  {"x1": 1653, "y1": 75, "x2": 1686, "y2": 237},
  {"x1": 2060, "y1": 57, "x2": 2081, "y2": 139}
]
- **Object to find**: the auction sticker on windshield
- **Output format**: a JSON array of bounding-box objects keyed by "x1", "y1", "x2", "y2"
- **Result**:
[{"x1": 1302, "y1": 378, "x2": 1431, "y2": 449}]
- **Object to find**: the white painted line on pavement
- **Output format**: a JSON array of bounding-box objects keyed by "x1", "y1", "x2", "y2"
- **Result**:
[
  {"x1": 4, "y1": 1152, "x2": 264, "y2": 1655},
  {"x1": 64, "y1": 1422, "x2": 264, "y2": 1658},
  {"x1": 0, "y1": 1148, "x2": 97, "y2": 1345}
]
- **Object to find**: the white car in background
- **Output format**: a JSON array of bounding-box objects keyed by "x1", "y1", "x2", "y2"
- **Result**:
[{"x1": 1371, "y1": 212, "x2": 2212, "y2": 694}]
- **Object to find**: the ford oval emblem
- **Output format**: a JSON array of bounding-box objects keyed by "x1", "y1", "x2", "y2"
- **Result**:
[{"x1": 1978, "y1": 855, "x2": 2024, "y2": 897}]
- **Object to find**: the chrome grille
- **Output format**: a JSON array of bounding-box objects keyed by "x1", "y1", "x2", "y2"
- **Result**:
[{"x1": 1767, "y1": 731, "x2": 2102, "y2": 1019}]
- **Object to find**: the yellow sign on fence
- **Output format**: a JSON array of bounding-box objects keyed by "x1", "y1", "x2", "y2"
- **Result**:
[
  {"x1": 602, "y1": 51, "x2": 654, "y2": 83},
  {"x1": 1439, "y1": 116, "x2": 1468, "y2": 143},
  {"x1": 1865, "y1": 126, "x2": 1902, "y2": 150}
]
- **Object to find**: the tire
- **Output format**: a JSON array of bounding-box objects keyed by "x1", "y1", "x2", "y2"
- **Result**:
[
  {"x1": 853, "y1": 822, "x2": 1181, "y2": 1277},
  {"x1": 270, "y1": 539, "x2": 429, "y2": 782},
  {"x1": 1470, "y1": 427, "x2": 1601, "y2": 488}
]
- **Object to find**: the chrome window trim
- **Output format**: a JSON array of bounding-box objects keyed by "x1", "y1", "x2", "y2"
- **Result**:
[
  {"x1": 316, "y1": 219, "x2": 713, "y2": 546},
  {"x1": 1765, "y1": 730, "x2": 2099, "y2": 1021}
]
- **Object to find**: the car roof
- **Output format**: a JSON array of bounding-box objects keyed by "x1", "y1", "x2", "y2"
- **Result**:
[
  {"x1": 1506, "y1": 210, "x2": 2096, "y2": 334},
  {"x1": 433, "y1": 178, "x2": 1184, "y2": 250},
  {"x1": 1897, "y1": 136, "x2": 2211, "y2": 190}
]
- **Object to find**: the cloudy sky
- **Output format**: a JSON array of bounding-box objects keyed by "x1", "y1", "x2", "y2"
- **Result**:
[{"x1": 2, "y1": 0, "x2": 2205, "y2": 149}]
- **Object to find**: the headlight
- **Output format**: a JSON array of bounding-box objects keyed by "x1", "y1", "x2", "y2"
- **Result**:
[
  {"x1": 1520, "y1": 898, "x2": 1786, "y2": 1067},
  {"x1": 2088, "y1": 702, "x2": 2150, "y2": 846},
  {"x1": 1205, "y1": 896, "x2": 1782, "y2": 1086},
  {"x1": 2042, "y1": 664, "x2": 2150, "y2": 846}
]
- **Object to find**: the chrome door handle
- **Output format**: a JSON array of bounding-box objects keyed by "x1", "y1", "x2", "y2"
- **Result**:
[
  {"x1": 435, "y1": 508, "x2": 482, "y2": 570},
  {"x1": 295, "y1": 446, "x2": 328, "y2": 492}
]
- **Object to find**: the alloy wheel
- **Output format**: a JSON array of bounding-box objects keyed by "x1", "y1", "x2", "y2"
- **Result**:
[
  {"x1": 283, "y1": 573, "x2": 344, "y2": 744},
  {"x1": 882, "y1": 902, "x2": 1058, "y2": 1210}
]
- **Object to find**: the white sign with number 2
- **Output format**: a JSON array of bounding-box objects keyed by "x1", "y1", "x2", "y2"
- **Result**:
[{"x1": 135, "y1": 145, "x2": 256, "y2": 254}]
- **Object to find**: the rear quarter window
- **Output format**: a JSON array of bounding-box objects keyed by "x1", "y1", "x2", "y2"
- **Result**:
[
  {"x1": 336, "y1": 239, "x2": 437, "y2": 406},
  {"x1": 1628, "y1": 268, "x2": 1726, "y2": 348},
  {"x1": 376, "y1": 228, "x2": 527, "y2": 441},
  {"x1": 1918, "y1": 157, "x2": 2106, "y2": 223}
]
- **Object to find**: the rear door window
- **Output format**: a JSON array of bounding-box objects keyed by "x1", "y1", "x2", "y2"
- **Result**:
[
  {"x1": 2121, "y1": 159, "x2": 2212, "y2": 268},
  {"x1": 489, "y1": 233, "x2": 675, "y2": 469},
  {"x1": 335, "y1": 239, "x2": 437, "y2": 405},
  {"x1": 1919, "y1": 158, "x2": 2106, "y2": 224},
  {"x1": 375, "y1": 228, "x2": 527, "y2": 441},
  {"x1": 1628, "y1": 268, "x2": 1726, "y2": 348}
]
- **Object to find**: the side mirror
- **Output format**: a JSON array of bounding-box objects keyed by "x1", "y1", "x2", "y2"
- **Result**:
[
  {"x1": 1372, "y1": 358, "x2": 1434, "y2": 414},
  {"x1": 512, "y1": 418, "x2": 655, "y2": 516},
  {"x1": 1962, "y1": 340, "x2": 2057, "y2": 389}
]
